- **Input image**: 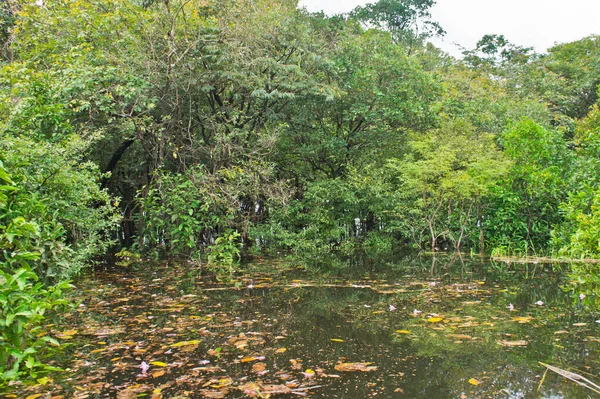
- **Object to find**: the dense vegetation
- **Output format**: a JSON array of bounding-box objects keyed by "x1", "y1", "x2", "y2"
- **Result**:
[{"x1": 1, "y1": 0, "x2": 600, "y2": 387}]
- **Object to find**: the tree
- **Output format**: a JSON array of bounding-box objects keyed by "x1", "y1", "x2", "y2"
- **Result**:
[
  {"x1": 485, "y1": 119, "x2": 572, "y2": 255},
  {"x1": 385, "y1": 118, "x2": 508, "y2": 250},
  {"x1": 350, "y1": 0, "x2": 444, "y2": 49}
]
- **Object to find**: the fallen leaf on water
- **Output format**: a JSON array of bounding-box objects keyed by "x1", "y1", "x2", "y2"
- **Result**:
[
  {"x1": 335, "y1": 362, "x2": 377, "y2": 372},
  {"x1": 302, "y1": 368, "x2": 316, "y2": 378},
  {"x1": 497, "y1": 340, "x2": 528, "y2": 347},
  {"x1": 170, "y1": 340, "x2": 201, "y2": 347},
  {"x1": 512, "y1": 316, "x2": 533, "y2": 324},
  {"x1": 198, "y1": 389, "x2": 228, "y2": 398},
  {"x1": 56, "y1": 329, "x2": 78, "y2": 339},
  {"x1": 238, "y1": 382, "x2": 262, "y2": 397},
  {"x1": 448, "y1": 334, "x2": 472, "y2": 340},
  {"x1": 152, "y1": 369, "x2": 166, "y2": 378},
  {"x1": 252, "y1": 362, "x2": 267, "y2": 373},
  {"x1": 468, "y1": 378, "x2": 480, "y2": 386},
  {"x1": 261, "y1": 385, "x2": 292, "y2": 394},
  {"x1": 241, "y1": 356, "x2": 262, "y2": 363}
]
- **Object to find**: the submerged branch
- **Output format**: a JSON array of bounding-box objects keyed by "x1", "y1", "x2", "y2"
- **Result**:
[{"x1": 538, "y1": 362, "x2": 600, "y2": 394}]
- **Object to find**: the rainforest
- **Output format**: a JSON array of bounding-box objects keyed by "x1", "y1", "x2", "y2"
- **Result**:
[{"x1": 2, "y1": 0, "x2": 600, "y2": 397}]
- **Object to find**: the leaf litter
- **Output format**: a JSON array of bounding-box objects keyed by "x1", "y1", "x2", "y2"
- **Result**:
[{"x1": 9, "y1": 259, "x2": 600, "y2": 398}]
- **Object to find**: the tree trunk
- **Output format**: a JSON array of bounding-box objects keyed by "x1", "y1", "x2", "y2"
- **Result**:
[{"x1": 101, "y1": 139, "x2": 135, "y2": 189}]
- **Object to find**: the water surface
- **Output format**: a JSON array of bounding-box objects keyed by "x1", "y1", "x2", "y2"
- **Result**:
[{"x1": 11, "y1": 253, "x2": 600, "y2": 398}]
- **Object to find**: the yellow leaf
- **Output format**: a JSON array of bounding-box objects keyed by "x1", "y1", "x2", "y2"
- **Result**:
[
  {"x1": 468, "y1": 378, "x2": 480, "y2": 386},
  {"x1": 330, "y1": 338, "x2": 344, "y2": 342},
  {"x1": 512, "y1": 316, "x2": 533, "y2": 324},
  {"x1": 170, "y1": 340, "x2": 201, "y2": 347},
  {"x1": 149, "y1": 361, "x2": 167, "y2": 367},
  {"x1": 36, "y1": 377, "x2": 50, "y2": 385},
  {"x1": 427, "y1": 317, "x2": 443, "y2": 323},
  {"x1": 241, "y1": 357, "x2": 257, "y2": 363},
  {"x1": 25, "y1": 395, "x2": 43, "y2": 399},
  {"x1": 275, "y1": 348, "x2": 287, "y2": 354},
  {"x1": 395, "y1": 330, "x2": 413, "y2": 334}
]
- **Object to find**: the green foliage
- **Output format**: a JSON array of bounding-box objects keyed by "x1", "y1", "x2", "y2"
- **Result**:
[
  {"x1": 141, "y1": 164, "x2": 286, "y2": 257},
  {"x1": 351, "y1": 0, "x2": 444, "y2": 45},
  {"x1": 385, "y1": 118, "x2": 509, "y2": 250},
  {"x1": 114, "y1": 249, "x2": 141, "y2": 268},
  {"x1": 2, "y1": 0, "x2": 600, "y2": 272},
  {"x1": 543, "y1": 36, "x2": 600, "y2": 119},
  {"x1": 553, "y1": 106, "x2": 600, "y2": 257},
  {"x1": 0, "y1": 268, "x2": 69, "y2": 387},
  {"x1": 485, "y1": 119, "x2": 572, "y2": 255},
  {"x1": 207, "y1": 230, "x2": 241, "y2": 278},
  {"x1": 0, "y1": 163, "x2": 70, "y2": 387},
  {"x1": 252, "y1": 179, "x2": 360, "y2": 255},
  {"x1": 0, "y1": 136, "x2": 120, "y2": 280}
]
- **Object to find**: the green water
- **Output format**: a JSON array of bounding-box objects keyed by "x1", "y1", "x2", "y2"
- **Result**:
[{"x1": 13, "y1": 253, "x2": 600, "y2": 398}]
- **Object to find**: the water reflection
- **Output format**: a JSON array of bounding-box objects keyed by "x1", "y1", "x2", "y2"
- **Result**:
[{"x1": 16, "y1": 253, "x2": 600, "y2": 398}]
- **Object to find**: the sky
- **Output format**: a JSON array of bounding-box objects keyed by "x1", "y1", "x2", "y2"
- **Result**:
[{"x1": 298, "y1": 0, "x2": 600, "y2": 57}]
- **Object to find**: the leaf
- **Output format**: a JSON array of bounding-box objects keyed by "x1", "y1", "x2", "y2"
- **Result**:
[
  {"x1": 330, "y1": 338, "x2": 344, "y2": 342},
  {"x1": 56, "y1": 329, "x2": 78, "y2": 339},
  {"x1": 36, "y1": 377, "x2": 50, "y2": 385},
  {"x1": 497, "y1": 340, "x2": 528, "y2": 347},
  {"x1": 395, "y1": 330, "x2": 413, "y2": 334},
  {"x1": 468, "y1": 378, "x2": 480, "y2": 386},
  {"x1": 448, "y1": 334, "x2": 472, "y2": 340},
  {"x1": 427, "y1": 317, "x2": 444, "y2": 323},
  {"x1": 335, "y1": 362, "x2": 377, "y2": 372},
  {"x1": 152, "y1": 369, "x2": 166, "y2": 378},
  {"x1": 170, "y1": 340, "x2": 201, "y2": 347},
  {"x1": 149, "y1": 361, "x2": 167, "y2": 367},
  {"x1": 252, "y1": 362, "x2": 267, "y2": 373},
  {"x1": 25, "y1": 395, "x2": 43, "y2": 399},
  {"x1": 275, "y1": 348, "x2": 287, "y2": 354},
  {"x1": 512, "y1": 316, "x2": 533, "y2": 323}
]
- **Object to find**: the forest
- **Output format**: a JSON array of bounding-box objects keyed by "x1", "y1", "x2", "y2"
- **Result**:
[{"x1": 1, "y1": 0, "x2": 600, "y2": 390}]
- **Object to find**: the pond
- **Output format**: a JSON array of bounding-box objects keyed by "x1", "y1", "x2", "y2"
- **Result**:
[{"x1": 8, "y1": 253, "x2": 600, "y2": 399}]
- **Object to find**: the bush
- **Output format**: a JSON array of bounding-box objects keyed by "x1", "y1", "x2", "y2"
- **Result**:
[{"x1": 0, "y1": 163, "x2": 71, "y2": 388}]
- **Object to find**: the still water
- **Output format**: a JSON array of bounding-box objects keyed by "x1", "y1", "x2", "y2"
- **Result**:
[{"x1": 12, "y1": 253, "x2": 600, "y2": 398}]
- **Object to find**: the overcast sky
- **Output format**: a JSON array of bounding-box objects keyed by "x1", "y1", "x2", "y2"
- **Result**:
[{"x1": 298, "y1": 0, "x2": 600, "y2": 57}]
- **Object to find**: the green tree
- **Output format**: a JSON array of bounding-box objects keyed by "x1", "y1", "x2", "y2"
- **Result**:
[
  {"x1": 485, "y1": 119, "x2": 572, "y2": 255},
  {"x1": 385, "y1": 118, "x2": 508, "y2": 250},
  {"x1": 350, "y1": 0, "x2": 444, "y2": 49}
]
